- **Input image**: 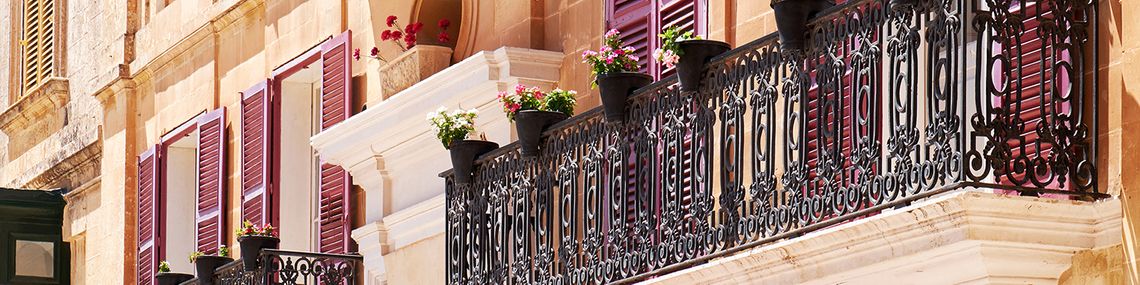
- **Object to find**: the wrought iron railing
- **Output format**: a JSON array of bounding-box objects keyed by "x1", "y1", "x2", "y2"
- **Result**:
[
  {"x1": 443, "y1": 0, "x2": 1102, "y2": 283},
  {"x1": 209, "y1": 249, "x2": 363, "y2": 285}
]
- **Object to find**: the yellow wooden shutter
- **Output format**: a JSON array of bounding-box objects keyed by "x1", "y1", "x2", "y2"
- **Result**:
[{"x1": 22, "y1": 0, "x2": 55, "y2": 93}]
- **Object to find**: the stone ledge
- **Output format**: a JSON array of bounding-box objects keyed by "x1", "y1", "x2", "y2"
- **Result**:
[
  {"x1": 0, "y1": 77, "x2": 70, "y2": 135},
  {"x1": 645, "y1": 191, "x2": 1123, "y2": 285}
]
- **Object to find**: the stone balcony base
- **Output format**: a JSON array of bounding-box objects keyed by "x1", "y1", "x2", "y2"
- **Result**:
[{"x1": 645, "y1": 191, "x2": 1123, "y2": 285}]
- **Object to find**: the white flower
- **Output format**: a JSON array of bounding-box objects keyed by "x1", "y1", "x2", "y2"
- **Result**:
[{"x1": 468, "y1": 108, "x2": 478, "y2": 114}]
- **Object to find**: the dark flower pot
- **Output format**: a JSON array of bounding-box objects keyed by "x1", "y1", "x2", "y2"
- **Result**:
[
  {"x1": 237, "y1": 235, "x2": 279, "y2": 270},
  {"x1": 155, "y1": 272, "x2": 194, "y2": 285},
  {"x1": 514, "y1": 110, "x2": 570, "y2": 157},
  {"x1": 193, "y1": 255, "x2": 234, "y2": 282},
  {"x1": 449, "y1": 140, "x2": 500, "y2": 184},
  {"x1": 773, "y1": 0, "x2": 835, "y2": 51},
  {"x1": 596, "y1": 72, "x2": 653, "y2": 122},
  {"x1": 676, "y1": 40, "x2": 731, "y2": 92}
]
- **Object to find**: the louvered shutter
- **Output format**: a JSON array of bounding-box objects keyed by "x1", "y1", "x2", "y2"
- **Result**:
[
  {"x1": 196, "y1": 108, "x2": 227, "y2": 253},
  {"x1": 655, "y1": 0, "x2": 704, "y2": 79},
  {"x1": 137, "y1": 147, "x2": 162, "y2": 285},
  {"x1": 317, "y1": 31, "x2": 354, "y2": 254},
  {"x1": 241, "y1": 80, "x2": 276, "y2": 226},
  {"x1": 995, "y1": 0, "x2": 1071, "y2": 190},
  {"x1": 608, "y1": 0, "x2": 652, "y2": 75},
  {"x1": 21, "y1": 0, "x2": 55, "y2": 91}
]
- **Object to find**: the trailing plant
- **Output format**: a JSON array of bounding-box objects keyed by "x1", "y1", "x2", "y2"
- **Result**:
[
  {"x1": 428, "y1": 107, "x2": 482, "y2": 148},
  {"x1": 654, "y1": 26, "x2": 702, "y2": 68},
  {"x1": 157, "y1": 261, "x2": 171, "y2": 273},
  {"x1": 188, "y1": 251, "x2": 204, "y2": 263},
  {"x1": 354, "y1": 16, "x2": 452, "y2": 63},
  {"x1": 235, "y1": 220, "x2": 276, "y2": 238},
  {"x1": 581, "y1": 29, "x2": 641, "y2": 86},
  {"x1": 498, "y1": 84, "x2": 578, "y2": 120}
]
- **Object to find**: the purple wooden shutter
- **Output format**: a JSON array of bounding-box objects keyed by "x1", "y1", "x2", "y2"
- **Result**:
[
  {"x1": 317, "y1": 31, "x2": 354, "y2": 254},
  {"x1": 608, "y1": 0, "x2": 653, "y2": 75},
  {"x1": 137, "y1": 146, "x2": 162, "y2": 285},
  {"x1": 241, "y1": 80, "x2": 276, "y2": 226},
  {"x1": 196, "y1": 108, "x2": 227, "y2": 253}
]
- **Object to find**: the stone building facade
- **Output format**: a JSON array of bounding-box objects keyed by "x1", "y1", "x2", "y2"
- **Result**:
[{"x1": 0, "y1": 0, "x2": 1136, "y2": 284}]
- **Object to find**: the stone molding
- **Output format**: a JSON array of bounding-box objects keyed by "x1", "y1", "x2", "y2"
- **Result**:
[
  {"x1": 24, "y1": 139, "x2": 102, "y2": 190},
  {"x1": 0, "y1": 77, "x2": 69, "y2": 136},
  {"x1": 645, "y1": 191, "x2": 1123, "y2": 284}
]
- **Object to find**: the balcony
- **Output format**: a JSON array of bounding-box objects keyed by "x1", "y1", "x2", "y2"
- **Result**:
[
  {"x1": 441, "y1": 0, "x2": 1105, "y2": 283},
  {"x1": 186, "y1": 250, "x2": 363, "y2": 285}
]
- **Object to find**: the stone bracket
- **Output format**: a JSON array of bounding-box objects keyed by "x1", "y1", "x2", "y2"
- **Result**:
[{"x1": 0, "y1": 77, "x2": 70, "y2": 136}]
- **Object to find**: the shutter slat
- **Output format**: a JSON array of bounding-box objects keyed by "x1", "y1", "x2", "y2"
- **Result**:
[
  {"x1": 241, "y1": 80, "x2": 275, "y2": 226},
  {"x1": 317, "y1": 31, "x2": 354, "y2": 254},
  {"x1": 196, "y1": 108, "x2": 227, "y2": 254}
]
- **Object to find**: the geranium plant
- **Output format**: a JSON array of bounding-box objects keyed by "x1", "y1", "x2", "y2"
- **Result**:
[
  {"x1": 654, "y1": 26, "x2": 701, "y2": 68},
  {"x1": 354, "y1": 16, "x2": 452, "y2": 62},
  {"x1": 158, "y1": 261, "x2": 171, "y2": 273},
  {"x1": 428, "y1": 107, "x2": 482, "y2": 148},
  {"x1": 188, "y1": 245, "x2": 229, "y2": 263},
  {"x1": 235, "y1": 220, "x2": 276, "y2": 238},
  {"x1": 498, "y1": 85, "x2": 578, "y2": 120},
  {"x1": 581, "y1": 29, "x2": 641, "y2": 86}
]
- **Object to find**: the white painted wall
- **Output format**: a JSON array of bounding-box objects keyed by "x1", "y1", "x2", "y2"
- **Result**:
[
  {"x1": 165, "y1": 132, "x2": 198, "y2": 272},
  {"x1": 278, "y1": 79, "x2": 319, "y2": 251}
]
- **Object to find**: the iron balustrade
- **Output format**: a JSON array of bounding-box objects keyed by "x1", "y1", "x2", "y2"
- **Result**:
[
  {"x1": 208, "y1": 249, "x2": 363, "y2": 285},
  {"x1": 443, "y1": 0, "x2": 1102, "y2": 283}
]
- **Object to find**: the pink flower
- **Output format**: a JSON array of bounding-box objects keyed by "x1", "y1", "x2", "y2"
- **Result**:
[
  {"x1": 515, "y1": 84, "x2": 527, "y2": 94},
  {"x1": 386, "y1": 16, "x2": 398, "y2": 27},
  {"x1": 353, "y1": 48, "x2": 361, "y2": 60},
  {"x1": 605, "y1": 29, "x2": 619, "y2": 38},
  {"x1": 438, "y1": 19, "x2": 451, "y2": 29},
  {"x1": 509, "y1": 103, "x2": 521, "y2": 113},
  {"x1": 606, "y1": 57, "x2": 614, "y2": 64},
  {"x1": 497, "y1": 91, "x2": 508, "y2": 98},
  {"x1": 581, "y1": 50, "x2": 597, "y2": 58},
  {"x1": 534, "y1": 91, "x2": 545, "y2": 100}
]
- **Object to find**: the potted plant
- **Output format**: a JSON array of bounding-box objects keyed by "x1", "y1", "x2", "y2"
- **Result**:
[
  {"x1": 235, "y1": 221, "x2": 278, "y2": 270},
  {"x1": 772, "y1": 0, "x2": 835, "y2": 52},
  {"x1": 654, "y1": 26, "x2": 731, "y2": 92},
  {"x1": 428, "y1": 107, "x2": 498, "y2": 184},
  {"x1": 357, "y1": 16, "x2": 455, "y2": 100},
  {"x1": 189, "y1": 245, "x2": 233, "y2": 282},
  {"x1": 154, "y1": 261, "x2": 193, "y2": 285},
  {"x1": 500, "y1": 84, "x2": 577, "y2": 157},
  {"x1": 582, "y1": 29, "x2": 652, "y2": 122}
]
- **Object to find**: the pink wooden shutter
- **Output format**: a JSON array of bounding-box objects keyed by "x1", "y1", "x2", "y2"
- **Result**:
[
  {"x1": 608, "y1": 0, "x2": 652, "y2": 75},
  {"x1": 241, "y1": 80, "x2": 276, "y2": 226},
  {"x1": 317, "y1": 31, "x2": 354, "y2": 254},
  {"x1": 137, "y1": 146, "x2": 162, "y2": 285},
  {"x1": 196, "y1": 108, "x2": 226, "y2": 253}
]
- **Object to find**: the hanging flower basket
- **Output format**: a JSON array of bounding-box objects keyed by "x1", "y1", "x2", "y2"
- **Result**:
[
  {"x1": 192, "y1": 256, "x2": 233, "y2": 281},
  {"x1": 500, "y1": 85, "x2": 577, "y2": 157},
  {"x1": 155, "y1": 273, "x2": 194, "y2": 285},
  {"x1": 429, "y1": 107, "x2": 497, "y2": 183},
  {"x1": 449, "y1": 140, "x2": 500, "y2": 183},
  {"x1": 584, "y1": 29, "x2": 650, "y2": 122},
  {"x1": 234, "y1": 221, "x2": 279, "y2": 270},
  {"x1": 655, "y1": 26, "x2": 731, "y2": 92}
]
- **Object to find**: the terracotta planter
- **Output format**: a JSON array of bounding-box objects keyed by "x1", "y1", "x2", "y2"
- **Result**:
[
  {"x1": 675, "y1": 40, "x2": 731, "y2": 92},
  {"x1": 449, "y1": 140, "x2": 500, "y2": 184},
  {"x1": 514, "y1": 110, "x2": 570, "y2": 157},
  {"x1": 377, "y1": 45, "x2": 454, "y2": 101},
  {"x1": 192, "y1": 255, "x2": 234, "y2": 283},
  {"x1": 237, "y1": 236, "x2": 279, "y2": 270},
  {"x1": 155, "y1": 272, "x2": 194, "y2": 285},
  {"x1": 596, "y1": 72, "x2": 653, "y2": 122}
]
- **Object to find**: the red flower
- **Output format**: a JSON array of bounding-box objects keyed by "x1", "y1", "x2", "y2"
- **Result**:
[
  {"x1": 391, "y1": 31, "x2": 403, "y2": 40},
  {"x1": 370, "y1": 47, "x2": 380, "y2": 57},
  {"x1": 381, "y1": 30, "x2": 392, "y2": 40},
  {"x1": 405, "y1": 22, "x2": 424, "y2": 33},
  {"x1": 386, "y1": 15, "x2": 398, "y2": 27},
  {"x1": 438, "y1": 19, "x2": 451, "y2": 29},
  {"x1": 352, "y1": 48, "x2": 361, "y2": 60},
  {"x1": 404, "y1": 33, "x2": 416, "y2": 47},
  {"x1": 438, "y1": 32, "x2": 450, "y2": 43}
]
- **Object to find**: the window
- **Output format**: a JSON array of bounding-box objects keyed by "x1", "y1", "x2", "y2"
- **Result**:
[
  {"x1": 135, "y1": 109, "x2": 226, "y2": 285},
  {"x1": 606, "y1": 0, "x2": 707, "y2": 80},
  {"x1": 14, "y1": 240, "x2": 54, "y2": 278},
  {"x1": 20, "y1": 0, "x2": 56, "y2": 93}
]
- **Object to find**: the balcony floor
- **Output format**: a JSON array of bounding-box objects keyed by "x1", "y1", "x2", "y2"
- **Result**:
[{"x1": 643, "y1": 191, "x2": 1122, "y2": 285}]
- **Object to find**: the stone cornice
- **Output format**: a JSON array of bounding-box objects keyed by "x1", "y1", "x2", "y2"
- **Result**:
[
  {"x1": 647, "y1": 191, "x2": 1123, "y2": 284},
  {"x1": 0, "y1": 77, "x2": 70, "y2": 136},
  {"x1": 24, "y1": 140, "x2": 102, "y2": 190},
  {"x1": 130, "y1": 0, "x2": 264, "y2": 83}
]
